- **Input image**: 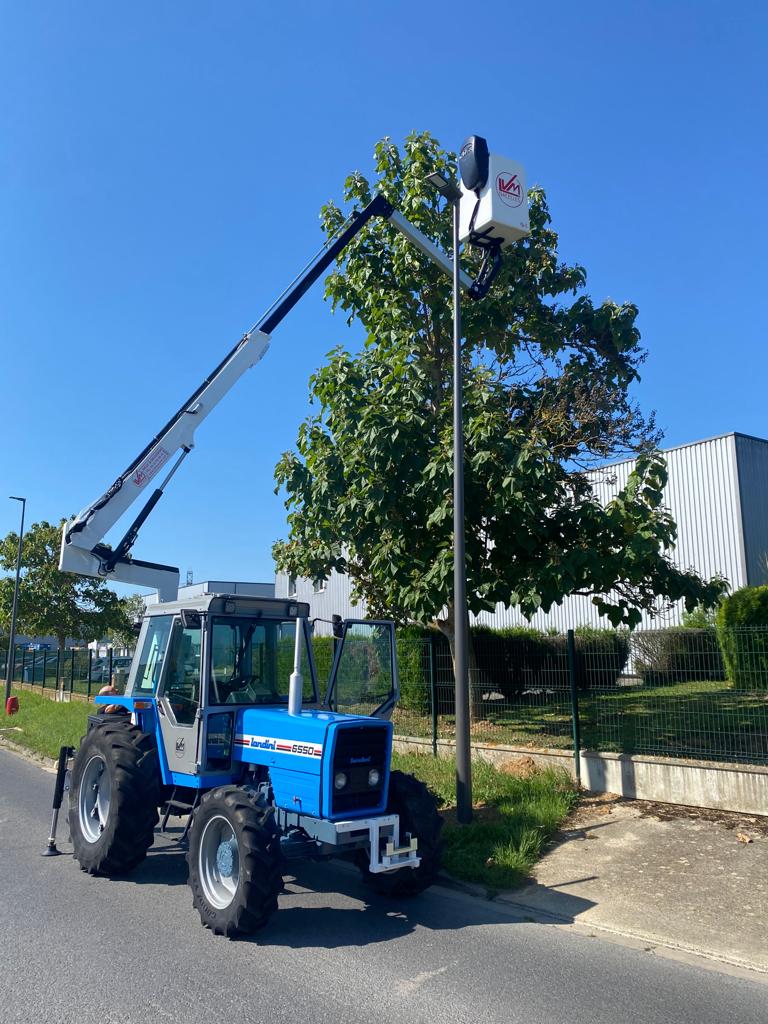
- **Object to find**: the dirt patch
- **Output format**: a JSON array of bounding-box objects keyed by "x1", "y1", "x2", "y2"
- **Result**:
[
  {"x1": 549, "y1": 790, "x2": 622, "y2": 837},
  {"x1": 439, "y1": 803, "x2": 503, "y2": 827},
  {"x1": 550, "y1": 790, "x2": 768, "y2": 845},
  {"x1": 633, "y1": 798, "x2": 768, "y2": 835},
  {"x1": 498, "y1": 755, "x2": 539, "y2": 779}
]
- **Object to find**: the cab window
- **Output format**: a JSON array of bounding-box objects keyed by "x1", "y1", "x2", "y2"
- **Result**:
[
  {"x1": 209, "y1": 617, "x2": 313, "y2": 705},
  {"x1": 162, "y1": 620, "x2": 202, "y2": 725},
  {"x1": 133, "y1": 615, "x2": 173, "y2": 694}
]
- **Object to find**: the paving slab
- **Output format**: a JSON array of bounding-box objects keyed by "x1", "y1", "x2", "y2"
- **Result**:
[{"x1": 505, "y1": 794, "x2": 768, "y2": 973}]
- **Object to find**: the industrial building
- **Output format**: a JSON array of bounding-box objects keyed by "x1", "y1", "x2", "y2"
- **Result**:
[
  {"x1": 145, "y1": 579, "x2": 274, "y2": 606},
  {"x1": 275, "y1": 432, "x2": 768, "y2": 633}
]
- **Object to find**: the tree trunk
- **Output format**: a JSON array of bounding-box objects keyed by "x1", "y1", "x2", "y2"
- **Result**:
[{"x1": 436, "y1": 604, "x2": 485, "y2": 725}]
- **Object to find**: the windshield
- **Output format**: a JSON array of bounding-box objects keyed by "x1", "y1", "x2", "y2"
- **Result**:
[{"x1": 209, "y1": 616, "x2": 314, "y2": 705}]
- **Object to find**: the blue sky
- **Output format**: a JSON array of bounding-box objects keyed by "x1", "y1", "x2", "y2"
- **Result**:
[{"x1": 1, "y1": 2, "x2": 766, "y2": 591}]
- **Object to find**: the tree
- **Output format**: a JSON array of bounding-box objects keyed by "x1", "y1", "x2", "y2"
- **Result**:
[
  {"x1": 0, "y1": 519, "x2": 129, "y2": 656},
  {"x1": 108, "y1": 593, "x2": 147, "y2": 650},
  {"x1": 273, "y1": 132, "x2": 724, "y2": 671}
]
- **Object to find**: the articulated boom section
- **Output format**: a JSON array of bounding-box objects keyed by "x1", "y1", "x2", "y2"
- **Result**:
[{"x1": 59, "y1": 330, "x2": 272, "y2": 599}]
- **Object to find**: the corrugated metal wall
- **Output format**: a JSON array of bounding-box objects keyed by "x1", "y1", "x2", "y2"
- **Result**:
[
  {"x1": 277, "y1": 432, "x2": 758, "y2": 631},
  {"x1": 476, "y1": 434, "x2": 746, "y2": 629},
  {"x1": 735, "y1": 433, "x2": 768, "y2": 586},
  {"x1": 275, "y1": 570, "x2": 368, "y2": 634}
]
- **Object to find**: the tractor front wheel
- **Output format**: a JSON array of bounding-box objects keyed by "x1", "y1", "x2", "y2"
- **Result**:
[
  {"x1": 359, "y1": 770, "x2": 444, "y2": 897},
  {"x1": 69, "y1": 719, "x2": 159, "y2": 875},
  {"x1": 187, "y1": 786, "x2": 282, "y2": 937}
]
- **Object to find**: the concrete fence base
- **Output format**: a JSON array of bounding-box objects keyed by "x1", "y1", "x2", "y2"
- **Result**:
[
  {"x1": 14, "y1": 681, "x2": 90, "y2": 704},
  {"x1": 393, "y1": 735, "x2": 768, "y2": 817}
]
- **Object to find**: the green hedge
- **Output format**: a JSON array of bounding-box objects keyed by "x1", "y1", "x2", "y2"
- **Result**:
[
  {"x1": 395, "y1": 625, "x2": 630, "y2": 714},
  {"x1": 716, "y1": 587, "x2": 768, "y2": 688},
  {"x1": 633, "y1": 627, "x2": 726, "y2": 685},
  {"x1": 572, "y1": 627, "x2": 631, "y2": 691}
]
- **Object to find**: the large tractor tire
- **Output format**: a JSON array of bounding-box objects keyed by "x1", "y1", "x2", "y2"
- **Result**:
[
  {"x1": 187, "y1": 786, "x2": 283, "y2": 937},
  {"x1": 69, "y1": 719, "x2": 160, "y2": 875},
  {"x1": 359, "y1": 770, "x2": 444, "y2": 897}
]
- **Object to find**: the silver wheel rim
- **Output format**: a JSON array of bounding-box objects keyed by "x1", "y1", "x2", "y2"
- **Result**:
[
  {"x1": 78, "y1": 754, "x2": 110, "y2": 843},
  {"x1": 199, "y1": 814, "x2": 240, "y2": 909}
]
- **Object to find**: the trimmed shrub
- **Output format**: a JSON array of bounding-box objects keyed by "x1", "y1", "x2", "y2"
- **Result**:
[
  {"x1": 573, "y1": 627, "x2": 631, "y2": 691},
  {"x1": 633, "y1": 628, "x2": 726, "y2": 686},
  {"x1": 397, "y1": 627, "x2": 437, "y2": 715},
  {"x1": 310, "y1": 636, "x2": 335, "y2": 695},
  {"x1": 716, "y1": 587, "x2": 768, "y2": 688},
  {"x1": 471, "y1": 627, "x2": 565, "y2": 698}
]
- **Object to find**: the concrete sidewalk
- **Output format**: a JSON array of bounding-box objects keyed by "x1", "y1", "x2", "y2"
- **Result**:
[{"x1": 501, "y1": 794, "x2": 768, "y2": 974}]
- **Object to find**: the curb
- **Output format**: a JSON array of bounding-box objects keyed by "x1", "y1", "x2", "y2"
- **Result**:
[{"x1": 0, "y1": 734, "x2": 58, "y2": 772}]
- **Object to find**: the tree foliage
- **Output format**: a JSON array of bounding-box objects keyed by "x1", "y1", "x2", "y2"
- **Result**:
[
  {"x1": 108, "y1": 593, "x2": 147, "y2": 650},
  {"x1": 273, "y1": 132, "x2": 724, "y2": 634},
  {"x1": 0, "y1": 519, "x2": 129, "y2": 649}
]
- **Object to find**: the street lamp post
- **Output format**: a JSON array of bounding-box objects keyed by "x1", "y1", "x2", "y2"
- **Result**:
[
  {"x1": 4, "y1": 496, "x2": 26, "y2": 708},
  {"x1": 425, "y1": 170, "x2": 473, "y2": 824}
]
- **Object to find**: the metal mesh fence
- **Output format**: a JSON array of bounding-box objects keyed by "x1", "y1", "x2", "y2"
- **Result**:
[
  {"x1": 4, "y1": 629, "x2": 768, "y2": 767},
  {"x1": 393, "y1": 627, "x2": 768, "y2": 767},
  {"x1": 1, "y1": 646, "x2": 122, "y2": 699}
]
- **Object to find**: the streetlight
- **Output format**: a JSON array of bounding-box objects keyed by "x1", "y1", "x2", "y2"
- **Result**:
[
  {"x1": 425, "y1": 169, "x2": 473, "y2": 825},
  {"x1": 4, "y1": 496, "x2": 26, "y2": 708}
]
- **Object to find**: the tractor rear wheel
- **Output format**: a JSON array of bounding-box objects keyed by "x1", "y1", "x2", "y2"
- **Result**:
[
  {"x1": 187, "y1": 786, "x2": 282, "y2": 937},
  {"x1": 69, "y1": 719, "x2": 159, "y2": 875},
  {"x1": 359, "y1": 770, "x2": 444, "y2": 897}
]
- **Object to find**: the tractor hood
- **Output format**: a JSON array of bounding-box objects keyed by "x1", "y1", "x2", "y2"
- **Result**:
[
  {"x1": 233, "y1": 706, "x2": 392, "y2": 820},
  {"x1": 234, "y1": 706, "x2": 348, "y2": 766}
]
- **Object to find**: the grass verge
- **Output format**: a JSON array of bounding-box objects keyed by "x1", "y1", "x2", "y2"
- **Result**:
[
  {"x1": 392, "y1": 751, "x2": 578, "y2": 890},
  {"x1": 2, "y1": 688, "x2": 91, "y2": 759}
]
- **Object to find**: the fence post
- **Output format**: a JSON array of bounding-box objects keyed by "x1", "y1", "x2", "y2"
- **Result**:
[
  {"x1": 87, "y1": 650, "x2": 93, "y2": 699},
  {"x1": 567, "y1": 629, "x2": 582, "y2": 786},
  {"x1": 21, "y1": 647, "x2": 27, "y2": 688},
  {"x1": 108, "y1": 647, "x2": 113, "y2": 683},
  {"x1": 428, "y1": 636, "x2": 437, "y2": 757},
  {"x1": 42, "y1": 650, "x2": 47, "y2": 690},
  {"x1": 55, "y1": 649, "x2": 61, "y2": 694},
  {"x1": 69, "y1": 650, "x2": 75, "y2": 695}
]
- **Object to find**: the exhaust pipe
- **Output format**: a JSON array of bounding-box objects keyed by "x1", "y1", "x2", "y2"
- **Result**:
[{"x1": 288, "y1": 618, "x2": 304, "y2": 716}]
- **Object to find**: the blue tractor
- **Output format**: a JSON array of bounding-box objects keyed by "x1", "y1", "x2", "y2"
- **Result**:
[
  {"x1": 67, "y1": 594, "x2": 443, "y2": 935},
  {"x1": 54, "y1": 141, "x2": 523, "y2": 934}
]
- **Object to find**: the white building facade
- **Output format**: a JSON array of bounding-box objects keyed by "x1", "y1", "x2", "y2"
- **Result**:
[{"x1": 275, "y1": 433, "x2": 768, "y2": 634}]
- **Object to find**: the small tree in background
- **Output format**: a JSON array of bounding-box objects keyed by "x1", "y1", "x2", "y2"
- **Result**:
[
  {"x1": 108, "y1": 593, "x2": 147, "y2": 650},
  {"x1": 273, "y1": 132, "x2": 724, "y2": 695},
  {"x1": 0, "y1": 519, "x2": 129, "y2": 661}
]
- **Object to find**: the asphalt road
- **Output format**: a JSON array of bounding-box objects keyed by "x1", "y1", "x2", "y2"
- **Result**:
[{"x1": 1, "y1": 746, "x2": 766, "y2": 1024}]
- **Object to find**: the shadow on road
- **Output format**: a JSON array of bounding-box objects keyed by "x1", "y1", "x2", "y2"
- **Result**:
[
  {"x1": 66, "y1": 824, "x2": 596, "y2": 943},
  {"x1": 242, "y1": 860, "x2": 596, "y2": 949}
]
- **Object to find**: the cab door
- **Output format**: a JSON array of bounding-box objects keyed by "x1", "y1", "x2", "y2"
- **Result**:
[
  {"x1": 324, "y1": 620, "x2": 399, "y2": 720},
  {"x1": 156, "y1": 617, "x2": 203, "y2": 777}
]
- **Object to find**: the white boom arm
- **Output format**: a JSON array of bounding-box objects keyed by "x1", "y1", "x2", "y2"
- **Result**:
[
  {"x1": 59, "y1": 194, "x2": 474, "y2": 600},
  {"x1": 60, "y1": 330, "x2": 271, "y2": 599}
]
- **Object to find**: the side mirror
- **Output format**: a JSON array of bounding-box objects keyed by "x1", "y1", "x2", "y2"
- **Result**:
[{"x1": 331, "y1": 614, "x2": 344, "y2": 639}]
